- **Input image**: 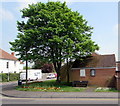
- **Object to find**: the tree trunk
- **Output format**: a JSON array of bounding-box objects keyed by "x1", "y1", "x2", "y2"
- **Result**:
[
  {"x1": 67, "y1": 58, "x2": 70, "y2": 83},
  {"x1": 26, "y1": 59, "x2": 28, "y2": 85},
  {"x1": 53, "y1": 62, "x2": 61, "y2": 83},
  {"x1": 25, "y1": 51, "x2": 28, "y2": 85},
  {"x1": 56, "y1": 70, "x2": 61, "y2": 83},
  {"x1": 67, "y1": 60, "x2": 73, "y2": 83}
]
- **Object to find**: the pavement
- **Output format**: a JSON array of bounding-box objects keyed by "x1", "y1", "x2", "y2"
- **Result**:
[{"x1": 0, "y1": 81, "x2": 119, "y2": 99}]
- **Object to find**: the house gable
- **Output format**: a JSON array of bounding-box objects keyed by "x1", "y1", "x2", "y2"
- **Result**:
[{"x1": 0, "y1": 48, "x2": 17, "y2": 61}]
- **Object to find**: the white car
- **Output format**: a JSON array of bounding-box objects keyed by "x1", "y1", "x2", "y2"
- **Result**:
[{"x1": 46, "y1": 73, "x2": 56, "y2": 79}]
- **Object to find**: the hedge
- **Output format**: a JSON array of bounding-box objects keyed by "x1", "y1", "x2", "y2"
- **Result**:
[{"x1": 0, "y1": 73, "x2": 20, "y2": 82}]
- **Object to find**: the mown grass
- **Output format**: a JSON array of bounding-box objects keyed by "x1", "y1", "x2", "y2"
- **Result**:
[{"x1": 16, "y1": 80, "x2": 86, "y2": 92}]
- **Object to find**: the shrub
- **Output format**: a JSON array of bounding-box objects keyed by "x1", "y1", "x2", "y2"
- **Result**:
[
  {"x1": 0, "y1": 73, "x2": 20, "y2": 82},
  {"x1": 0, "y1": 73, "x2": 8, "y2": 82},
  {"x1": 42, "y1": 64, "x2": 54, "y2": 73},
  {"x1": 9, "y1": 73, "x2": 20, "y2": 81}
]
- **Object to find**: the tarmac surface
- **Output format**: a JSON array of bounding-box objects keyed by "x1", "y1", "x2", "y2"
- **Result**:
[{"x1": 0, "y1": 81, "x2": 119, "y2": 99}]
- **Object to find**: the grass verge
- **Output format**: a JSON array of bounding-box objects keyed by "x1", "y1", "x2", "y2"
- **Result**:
[
  {"x1": 95, "y1": 87, "x2": 120, "y2": 92},
  {"x1": 16, "y1": 80, "x2": 86, "y2": 92}
]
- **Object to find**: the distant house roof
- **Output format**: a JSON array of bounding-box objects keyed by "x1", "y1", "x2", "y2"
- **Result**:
[
  {"x1": 0, "y1": 49, "x2": 17, "y2": 61},
  {"x1": 72, "y1": 54, "x2": 116, "y2": 68}
]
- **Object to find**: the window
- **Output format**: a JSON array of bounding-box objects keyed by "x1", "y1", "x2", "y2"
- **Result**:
[
  {"x1": 90, "y1": 69, "x2": 96, "y2": 77},
  {"x1": 14, "y1": 61, "x2": 16, "y2": 66},
  {"x1": 80, "y1": 69, "x2": 86, "y2": 77},
  {"x1": 6, "y1": 62, "x2": 9, "y2": 68}
]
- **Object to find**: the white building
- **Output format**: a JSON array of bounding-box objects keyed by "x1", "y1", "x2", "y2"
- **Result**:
[{"x1": 0, "y1": 49, "x2": 24, "y2": 73}]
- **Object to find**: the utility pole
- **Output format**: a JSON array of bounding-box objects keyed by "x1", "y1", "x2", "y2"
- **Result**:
[{"x1": 7, "y1": 62, "x2": 9, "y2": 82}]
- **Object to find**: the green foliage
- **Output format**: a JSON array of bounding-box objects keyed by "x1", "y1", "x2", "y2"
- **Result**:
[
  {"x1": 23, "y1": 66, "x2": 31, "y2": 70},
  {"x1": 32, "y1": 60, "x2": 45, "y2": 69},
  {"x1": 10, "y1": 1, "x2": 99, "y2": 82},
  {"x1": 0, "y1": 73, "x2": 20, "y2": 82},
  {"x1": 16, "y1": 80, "x2": 86, "y2": 92},
  {"x1": 0, "y1": 73, "x2": 8, "y2": 82},
  {"x1": 9, "y1": 73, "x2": 20, "y2": 81}
]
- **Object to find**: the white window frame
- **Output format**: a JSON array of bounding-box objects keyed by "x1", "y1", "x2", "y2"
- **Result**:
[
  {"x1": 80, "y1": 69, "x2": 86, "y2": 77},
  {"x1": 90, "y1": 69, "x2": 96, "y2": 77}
]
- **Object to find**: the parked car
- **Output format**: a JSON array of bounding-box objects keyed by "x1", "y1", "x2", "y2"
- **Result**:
[{"x1": 47, "y1": 73, "x2": 56, "y2": 79}]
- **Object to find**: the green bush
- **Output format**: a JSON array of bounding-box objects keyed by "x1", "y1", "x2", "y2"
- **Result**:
[
  {"x1": 9, "y1": 73, "x2": 20, "y2": 81},
  {"x1": 0, "y1": 73, "x2": 8, "y2": 82},
  {"x1": 0, "y1": 73, "x2": 20, "y2": 82}
]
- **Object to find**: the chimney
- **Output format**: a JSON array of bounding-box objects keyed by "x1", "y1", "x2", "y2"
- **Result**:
[{"x1": 11, "y1": 52, "x2": 15, "y2": 56}]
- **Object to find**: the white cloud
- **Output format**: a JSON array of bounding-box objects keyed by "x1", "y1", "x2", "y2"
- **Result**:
[{"x1": 0, "y1": 8, "x2": 14, "y2": 21}]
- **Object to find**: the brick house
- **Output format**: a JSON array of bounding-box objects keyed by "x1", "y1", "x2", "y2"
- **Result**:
[
  {"x1": 61, "y1": 53, "x2": 116, "y2": 88},
  {"x1": 115, "y1": 61, "x2": 120, "y2": 90}
]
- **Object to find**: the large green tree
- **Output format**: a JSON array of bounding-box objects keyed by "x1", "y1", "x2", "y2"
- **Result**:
[
  {"x1": 10, "y1": 1, "x2": 99, "y2": 83},
  {"x1": 10, "y1": 30, "x2": 34, "y2": 84}
]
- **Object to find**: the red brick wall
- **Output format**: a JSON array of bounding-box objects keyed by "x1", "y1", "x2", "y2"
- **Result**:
[
  {"x1": 71, "y1": 68, "x2": 116, "y2": 87},
  {"x1": 117, "y1": 62, "x2": 120, "y2": 71},
  {"x1": 115, "y1": 70, "x2": 120, "y2": 90},
  {"x1": 116, "y1": 62, "x2": 120, "y2": 90}
]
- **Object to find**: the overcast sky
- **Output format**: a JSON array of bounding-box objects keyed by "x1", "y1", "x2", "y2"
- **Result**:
[{"x1": 0, "y1": 0, "x2": 119, "y2": 60}]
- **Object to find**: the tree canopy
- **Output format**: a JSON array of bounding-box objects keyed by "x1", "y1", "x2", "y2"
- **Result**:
[{"x1": 10, "y1": 1, "x2": 99, "y2": 82}]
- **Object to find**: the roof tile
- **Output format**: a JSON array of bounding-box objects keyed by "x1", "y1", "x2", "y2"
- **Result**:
[
  {"x1": 72, "y1": 54, "x2": 116, "y2": 68},
  {"x1": 0, "y1": 49, "x2": 17, "y2": 61}
]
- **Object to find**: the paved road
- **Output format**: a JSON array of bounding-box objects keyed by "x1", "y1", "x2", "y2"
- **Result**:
[
  {"x1": 1, "y1": 81, "x2": 17, "y2": 91},
  {"x1": 2, "y1": 96, "x2": 119, "y2": 104},
  {"x1": 0, "y1": 80, "x2": 119, "y2": 105}
]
